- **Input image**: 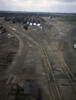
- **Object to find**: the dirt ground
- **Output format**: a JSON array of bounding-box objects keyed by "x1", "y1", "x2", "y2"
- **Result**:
[{"x1": 0, "y1": 16, "x2": 76, "y2": 100}]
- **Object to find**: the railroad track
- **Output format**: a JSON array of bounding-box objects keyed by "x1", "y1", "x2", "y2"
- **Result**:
[
  {"x1": 51, "y1": 41, "x2": 76, "y2": 91},
  {"x1": 38, "y1": 34, "x2": 61, "y2": 100},
  {"x1": 37, "y1": 25, "x2": 76, "y2": 99},
  {"x1": 47, "y1": 31, "x2": 76, "y2": 96}
]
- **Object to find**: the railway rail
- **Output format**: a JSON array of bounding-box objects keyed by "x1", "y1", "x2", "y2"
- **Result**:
[
  {"x1": 47, "y1": 31, "x2": 76, "y2": 97},
  {"x1": 37, "y1": 33, "x2": 61, "y2": 100}
]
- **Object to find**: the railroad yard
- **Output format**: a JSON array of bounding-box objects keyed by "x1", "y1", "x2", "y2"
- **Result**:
[{"x1": 0, "y1": 14, "x2": 76, "y2": 100}]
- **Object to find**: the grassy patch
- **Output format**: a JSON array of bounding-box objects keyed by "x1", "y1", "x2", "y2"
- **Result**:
[{"x1": 56, "y1": 17, "x2": 76, "y2": 24}]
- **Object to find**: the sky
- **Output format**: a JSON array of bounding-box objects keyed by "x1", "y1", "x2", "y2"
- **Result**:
[{"x1": 0, "y1": 0, "x2": 76, "y2": 13}]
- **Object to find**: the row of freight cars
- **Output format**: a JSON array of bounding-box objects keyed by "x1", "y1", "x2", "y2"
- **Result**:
[
  {"x1": 4, "y1": 16, "x2": 41, "y2": 24},
  {"x1": 4, "y1": 16, "x2": 24, "y2": 23},
  {"x1": 4, "y1": 16, "x2": 42, "y2": 30}
]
